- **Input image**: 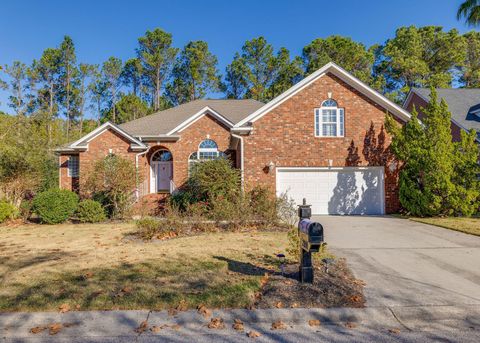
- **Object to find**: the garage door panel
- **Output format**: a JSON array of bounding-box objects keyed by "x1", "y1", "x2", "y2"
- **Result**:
[{"x1": 276, "y1": 167, "x2": 384, "y2": 215}]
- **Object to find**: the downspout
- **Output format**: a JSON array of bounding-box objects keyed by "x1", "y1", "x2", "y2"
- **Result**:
[
  {"x1": 231, "y1": 133, "x2": 244, "y2": 191},
  {"x1": 135, "y1": 144, "x2": 151, "y2": 201}
]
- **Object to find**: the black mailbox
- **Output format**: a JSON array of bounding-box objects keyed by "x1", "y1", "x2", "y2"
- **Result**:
[
  {"x1": 298, "y1": 219, "x2": 324, "y2": 252},
  {"x1": 297, "y1": 199, "x2": 326, "y2": 284}
]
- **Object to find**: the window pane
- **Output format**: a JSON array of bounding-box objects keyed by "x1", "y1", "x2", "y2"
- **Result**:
[
  {"x1": 68, "y1": 156, "x2": 79, "y2": 177},
  {"x1": 322, "y1": 109, "x2": 336, "y2": 122},
  {"x1": 322, "y1": 123, "x2": 337, "y2": 136},
  {"x1": 339, "y1": 109, "x2": 344, "y2": 136},
  {"x1": 199, "y1": 139, "x2": 218, "y2": 149},
  {"x1": 321, "y1": 99, "x2": 338, "y2": 107},
  {"x1": 315, "y1": 109, "x2": 319, "y2": 135},
  {"x1": 199, "y1": 151, "x2": 218, "y2": 159}
]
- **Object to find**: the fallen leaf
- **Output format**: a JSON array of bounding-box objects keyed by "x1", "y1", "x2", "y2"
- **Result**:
[
  {"x1": 388, "y1": 328, "x2": 401, "y2": 334},
  {"x1": 58, "y1": 303, "x2": 70, "y2": 313},
  {"x1": 344, "y1": 322, "x2": 357, "y2": 329},
  {"x1": 170, "y1": 324, "x2": 181, "y2": 331},
  {"x1": 353, "y1": 279, "x2": 366, "y2": 286},
  {"x1": 30, "y1": 326, "x2": 46, "y2": 334},
  {"x1": 121, "y1": 286, "x2": 132, "y2": 294},
  {"x1": 134, "y1": 321, "x2": 148, "y2": 333},
  {"x1": 83, "y1": 272, "x2": 94, "y2": 279},
  {"x1": 75, "y1": 304, "x2": 81, "y2": 310},
  {"x1": 247, "y1": 330, "x2": 261, "y2": 338},
  {"x1": 349, "y1": 295, "x2": 362, "y2": 303},
  {"x1": 283, "y1": 280, "x2": 293, "y2": 285},
  {"x1": 208, "y1": 317, "x2": 225, "y2": 329},
  {"x1": 232, "y1": 319, "x2": 244, "y2": 331},
  {"x1": 167, "y1": 308, "x2": 178, "y2": 316},
  {"x1": 48, "y1": 323, "x2": 63, "y2": 335},
  {"x1": 197, "y1": 304, "x2": 212, "y2": 318},
  {"x1": 308, "y1": 319, "x2": 321, "y2": 327},
  {"x1": 275, "y1": 302, "x2": 283, "y2": 309},
  {"x1": 271, "y1": 320, "x2": 287, "y2": 330},
  {"x1": 176, "y1": 300, "x2": 188, "y2": 311},
  {"x1": 150, "y1": 326, "x2": 162, "y2": 333},
  {"x1": 290, "y1": 302, "x2": 299, "y2": 308}
]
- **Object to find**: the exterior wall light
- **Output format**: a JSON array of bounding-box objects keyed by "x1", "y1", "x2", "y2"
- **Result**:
[{"x1": 268, "y1": 161, "x2": 275, "y2": 173}]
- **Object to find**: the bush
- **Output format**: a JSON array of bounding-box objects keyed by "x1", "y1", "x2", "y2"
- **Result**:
[
  {"x1": 248, "y1": 186, "x2": 277, "y2": 222},
  {"x1": 0, "y1": 200, "x2": 18, "y2": 223},
  {"x1": 32, "y1": 189, "x2": 79, "y2": 224},
  {"x1": 76, "y1": 200, "x2": 107, "y2": 223},
  {"x1": 136, "y1": 216, "x2": 161, "y2": 240},
  {"x1": 19, "y1": 199, "x2": 33, "y2": 222}
]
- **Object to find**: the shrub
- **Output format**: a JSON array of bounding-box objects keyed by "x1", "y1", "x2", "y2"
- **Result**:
[
  {"x1": 136, "y1": 216, "x2": 161, "y2": 240},
  {"x1": 32, "y1": 189, "x2": 79, "y2": 224},
  {"x1": 169, "y1": 189, "x2": 199, "y2": 212},
  {"x1": 83, "y1": 155, "x2": 138, "y2": 219},
  {"x1": 19, "y1": 199, "x2": 33, "y2": 222},
  {"x1": 76, "y1": 200, "x2": 107, "y2": 223},
  {"x1": 248, "y1": 186, "x2": 277, "y2": 222},
  {"x1": 0, "y1": 200, "x2": 18, "y2": 223}
]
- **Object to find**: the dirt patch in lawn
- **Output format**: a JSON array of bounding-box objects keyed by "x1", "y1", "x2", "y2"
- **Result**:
[{"x1": 255, "y1": 258, "x2": 365, "y2": 309}]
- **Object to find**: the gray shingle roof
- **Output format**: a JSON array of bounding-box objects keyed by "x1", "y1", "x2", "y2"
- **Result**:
[
  {"x1": 411, "y1": 88, "x2": 480, "y2": 133},
  {"x1": 119, "y1": 99, "x2": 264, "y2": 136}
]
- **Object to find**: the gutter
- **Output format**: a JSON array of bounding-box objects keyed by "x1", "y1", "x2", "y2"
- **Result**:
[{"x1": 231, "y1": 133, "x2": 245, "y2": 191}]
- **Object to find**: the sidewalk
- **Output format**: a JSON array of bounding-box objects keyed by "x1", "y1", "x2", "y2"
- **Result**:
[{"x1": 2, "y1": 305, "x2": 479, "y2": 342}]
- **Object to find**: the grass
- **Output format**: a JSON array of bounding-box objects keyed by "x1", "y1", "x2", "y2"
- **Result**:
[
  {"x1": 0, "y1": 222, "x2": 290, "y2": 312},
  {"x1": 408, "y1": 217, "x2": 480, "y2": 236}
]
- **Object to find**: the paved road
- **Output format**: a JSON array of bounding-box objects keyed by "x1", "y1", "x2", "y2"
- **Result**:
[{"x1": 315, "y1": 215, "x2": 480, "y2": 308}]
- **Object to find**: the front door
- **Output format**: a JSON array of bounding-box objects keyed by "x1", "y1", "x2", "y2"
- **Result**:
[{"x1": 154, "y1": 161, "x2": 173, "y2": 192}]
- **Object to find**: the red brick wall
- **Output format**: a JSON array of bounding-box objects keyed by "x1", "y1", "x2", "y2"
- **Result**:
[
  {"x1": 242, "y1": 72, "x2": 402, "y2": 213},
  {"x1": 143, "y1": 114, "x2": 232, "y2": 189},
  {"x1": 405, "y1": 92, "x2": 463, "y2": 142}
]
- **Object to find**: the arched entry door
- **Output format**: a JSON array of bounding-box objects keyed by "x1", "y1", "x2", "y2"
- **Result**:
[{"x1": 150, "y1": 150, "x2": 173, "y2": 193}]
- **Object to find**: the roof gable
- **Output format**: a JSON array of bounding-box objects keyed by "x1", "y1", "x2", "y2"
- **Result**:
[
  {"x1": 70, "y1": 122, "x2": 147, "y2": 150},
  {"x1": 235, "y1": 62, "x2": 412, "y2": 127}
]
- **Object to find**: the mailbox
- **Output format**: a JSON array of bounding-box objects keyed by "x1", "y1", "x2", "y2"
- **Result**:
[
  {"x1": 297, "y1": 199, "x2": 326, "y2": 284},
  {"x1": 298, "y1": 219, "x2": 324, "y2": 252}
]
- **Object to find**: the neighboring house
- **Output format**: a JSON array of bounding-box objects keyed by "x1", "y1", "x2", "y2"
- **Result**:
[
  {"x1": 56, "y1": 62, "x2": 412, "y2": 215},
  {"x1": 404, "y1": 88, "x2": 480, "y2": 142}
]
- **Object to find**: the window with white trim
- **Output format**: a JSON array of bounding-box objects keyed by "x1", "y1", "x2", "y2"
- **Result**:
[
  {"x1": 315, "y1": 99, "x2": 344, "y2": 137},
  {"x1": 67, "y1": 155, "x2": 79, "y2": 177},
  {"x1": 188, "y1": 139, "x2": 226, "y2": 175}
]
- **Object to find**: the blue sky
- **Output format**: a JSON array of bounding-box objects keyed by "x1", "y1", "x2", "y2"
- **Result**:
[{"x1": 0, "y1": 0, "x2": 472, "y2": 115}]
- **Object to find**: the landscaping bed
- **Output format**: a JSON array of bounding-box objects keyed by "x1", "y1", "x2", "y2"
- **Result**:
[{"x1": 0, "y1": 222, "x2": 364, "y2": 312}]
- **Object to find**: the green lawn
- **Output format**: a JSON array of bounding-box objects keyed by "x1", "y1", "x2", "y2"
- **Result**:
[
  {"x1": 0, "y1": 222, "x2": 289, "y2": 312},
  {"x1": 409, "y1": 217, "x2": 480, "y2": 236}
]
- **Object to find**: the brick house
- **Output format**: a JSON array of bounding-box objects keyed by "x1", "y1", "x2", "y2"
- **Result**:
[
  {"x1": 56, "y1": 62, "x2": 412, "y2": 215},
  {"x1": 404, "y1": 88, "x2": 480, "y2": 142}
]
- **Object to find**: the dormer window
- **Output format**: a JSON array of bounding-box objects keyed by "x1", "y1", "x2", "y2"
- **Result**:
[{"x1": 315, "y1": 99, "x2": 344, "y2": 137}]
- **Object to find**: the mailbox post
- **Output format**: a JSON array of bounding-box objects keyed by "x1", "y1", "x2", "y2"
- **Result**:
[{"x1": 298, "y1": 199, "x2": 324, "y2": 283}]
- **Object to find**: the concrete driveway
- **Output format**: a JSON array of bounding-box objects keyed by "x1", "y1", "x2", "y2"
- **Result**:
[{"x1": 315, "y1": 215, "x2": 480, "y2": 308}]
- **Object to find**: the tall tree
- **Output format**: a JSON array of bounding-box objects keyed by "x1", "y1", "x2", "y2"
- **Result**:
[
  {"x1": 101, "y1": 57, "x2": 123, "y2": 123},
  {"x1": 2, "y1": 61, "x2": 29, "y2": 116},
  {"x1": 34, "y1": 47, "x2": 62, "y2": 145},
  {"x1": 460, "y1": 31, "x2": 480, "y2": 87},
  {"x1": 137, "y1": 28, "x2": 178, "y2": 111},
  {"x1": 302, "y1": 35, "x2": 375, "y2": 85},
  {"x1": 268, "y1": 47, "x2": 303, "y2": 99},
  {"x1": 166, "y1": 40, "x2": 221, "y2": 105},
  {"x1": 88, "y1": 65, "x2": 106, "y2": 126},
  {"x1": 121, "y1": 58, "x2": 143, "y2": 97},
  {"x1": 58, "y1": 36, "x2": 79, "y2": 139},
  {"x1": 224, "y1": 52, "x2": 249, "y2": 99},
  {"x1": 77, "y1": 63, "x2": 96, "y2": 133},
  {"x1": 457, "y1": 0, "x2": 480, "y2": 26},
  {"x1": 103, "y1": 93, "x2": 150, "y2": 124},
  {"x1": 376, "y1": 26, "x2": 466, "y2": 102}
]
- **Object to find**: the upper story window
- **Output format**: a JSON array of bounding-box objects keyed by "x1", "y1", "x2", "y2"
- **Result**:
[
  {"x1": 67, "y1": 155, "x2": 79, "y2": 177},
  {"x1": 315, "y1": 99, "x2": 344, "y2": 137},
  {"x1": 188, "y1": 139, "x2": 226, "y2": 174}
]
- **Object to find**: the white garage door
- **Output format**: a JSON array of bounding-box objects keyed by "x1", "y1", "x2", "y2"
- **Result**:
[{"x1": 276, "y1": 167, "x2": 385, "y2": 215}]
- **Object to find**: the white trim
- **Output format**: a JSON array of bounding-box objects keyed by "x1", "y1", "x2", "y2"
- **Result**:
[
  {"x1": 275, "y1": 166, "x2": 385, "y2": 215},
  {"x1": 70, "y1": 122, "x2": 147, "y2": 149},
  {"x1": 235, "y1": 62, "x2": 412, "y2": 127},
  {"x1": 315, "y1": 106, "x2": 345, "y2": 137},
  {"x1": 166, "y1": 106, "x2": 234, "y2": 135},
  {"x1": 231, "y1": 133, "x2": 244, "y2": 190}
]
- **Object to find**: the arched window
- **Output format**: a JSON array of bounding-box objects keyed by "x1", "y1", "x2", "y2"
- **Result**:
[
  {"x1": 151, "y1": 149, "x2": 173, "y2": 161},
  {"x1": 315, "y1": 99, "x2": 344, "y2": 137},
  {"x1": 188, "y1": 139, "x2": 226, "y2": 174}
]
